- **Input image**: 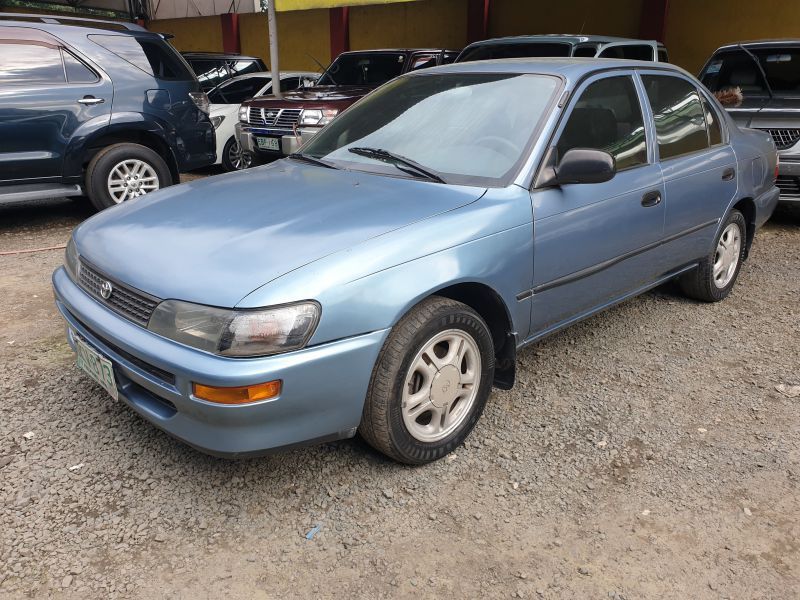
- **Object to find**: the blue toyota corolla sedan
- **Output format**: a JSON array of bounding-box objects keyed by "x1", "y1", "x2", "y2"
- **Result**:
[{"x1": 53, "y1": 59, "x2": 779, "y2": 464}]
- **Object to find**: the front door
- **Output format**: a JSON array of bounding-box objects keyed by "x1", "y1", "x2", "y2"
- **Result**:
[
  {"x1": 529, "y1": 73, "x2": 665, "y2": 338},
  {"x1": 0, "y1": 34, "x2": 112, "y2": 184}
]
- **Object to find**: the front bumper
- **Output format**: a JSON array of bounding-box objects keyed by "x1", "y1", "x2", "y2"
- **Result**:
[
  {"x1": 52, "y1": 267, "x2": 388, "y2": 457},
  {"x1": 235, "y1": 122, "x2": 320, "y2": 157}
]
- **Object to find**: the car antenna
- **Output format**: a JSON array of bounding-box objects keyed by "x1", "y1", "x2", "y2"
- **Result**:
[
  {"x1": 738, "y1": 43, "x2": 773, "y2": 98},
  {"x1": 306, "y1": 53, "x2": 328, "y2": 74}
]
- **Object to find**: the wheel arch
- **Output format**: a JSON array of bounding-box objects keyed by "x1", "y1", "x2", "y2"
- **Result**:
[{"x1": 427, "y1": 282, "x2": 517, "y2": 390}]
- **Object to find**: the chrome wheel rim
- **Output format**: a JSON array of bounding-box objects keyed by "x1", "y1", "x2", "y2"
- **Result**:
[
  {"x1": 401, "y1": 329, "x2": 481, "y2": 443},
  {"x1": 107, "y1": 159, "x2": 159, "y2": 203},
  {"x1": 228, "y1": 140, "x2": 251, "y2": 170},
  {"x1": 713, "y1": 223, "x2": 742, "y2": 289}
]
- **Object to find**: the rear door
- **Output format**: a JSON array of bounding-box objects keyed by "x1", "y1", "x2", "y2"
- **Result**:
[
  {"x1": 640, "y1": 72, "x2": 738, "y2": 267},
  {"x1": 530, "y1": 72, "x2": 665, "y2": 336},
  {"x1": 0, "y1": 30, "x2": 112, "y2": 184}
]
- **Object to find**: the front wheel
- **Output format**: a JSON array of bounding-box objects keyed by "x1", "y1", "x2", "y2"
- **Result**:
[
  {"x1": 221, "y1": 136, "x2": 251, "y2": 171},
  {"x1": 359, "y1": 296, "x2": 495, "y2": 464},
  {"x1": 679, "y1": 209, "x2": 746, "y2": 302},
  {"x1": 86, "y1": 143, "x2": 173, "y2": 211}
]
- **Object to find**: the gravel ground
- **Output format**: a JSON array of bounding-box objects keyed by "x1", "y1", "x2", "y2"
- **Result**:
[{"x1": 1, "y1": 192, "x2": 798, "y2": 599}]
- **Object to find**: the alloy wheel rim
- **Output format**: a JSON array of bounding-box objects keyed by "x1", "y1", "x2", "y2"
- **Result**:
[
  {"x1": 228, "y1": 140, "x2": 251, "y2": 170},
  {"x1": 713, "y1": 223, "x2": 742, "y2": 289},
  {"x1": 401, "y1": 329, "x2": 481, "y2": 443},
  {"x1": 107, "y1": 159, "x2": 159, "y2": 203}
]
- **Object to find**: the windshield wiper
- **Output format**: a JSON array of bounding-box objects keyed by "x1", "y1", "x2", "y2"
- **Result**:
[
  {"x1": 288, "y1": 152, "x2": 339, "y2": 169},
  {"x1": 348, "y1": 147, "x2": 448, "y2": 183}
]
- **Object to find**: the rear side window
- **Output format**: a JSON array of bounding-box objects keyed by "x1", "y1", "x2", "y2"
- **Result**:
[
  {"x1": 598, "y1": 44, "x2": 654, "y2": 61},
  {"x1": 658, "y1": 48, "x2": 669, "y2": 62},
  {"x1": 0, "y1": 42, "x2": 64, "y2": 84},
  {"x1": 557, "y1": 75, "x2": 647, "y2": 171},
  {"x1": 643, "y1": 75, "x2": 709, "y2": 160},
  {"x1": 91, "y1": 35, "x2": 193, "y2": 80},
  {"x1": 62, "y1": 50, "x2": 98, "y2": 83},
  {"x1": 573, "y1": 45, "x2": 598, "y2": 58},
  {"x1": 458, "y1": 43, "x2": 571, "y2": 62}
]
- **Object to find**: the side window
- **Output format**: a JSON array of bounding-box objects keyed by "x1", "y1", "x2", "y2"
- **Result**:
[
  {"x1": 410, "y1": 54, "x2": 438, "y2": 71},
  {"x1": 598, "y1": 45, "x2": 655, "y2": 61},
  {"x1": 91, "y1": 35, "x2": 193, "y2": 81},
  {"x1": 643, "y1": 75, "x2": 709, "y2": 160},
  {"x1": 573, "y1": 45, "x2": 598, "y2": 58},
  {"x1": 62, "y1": 50, "x2": 98, "y2": 84},
  {"x1": 227, "y1": 59, "x2": 262, "y2": 76},
  {"x1": 188, "y1": 59, "x2": 229, "y2": 88},
  {"x1": 556, "y1": 75, "x2": 648, "y2": 171},
  {"x1": 441, "y1": 51, "x2": 459, "y2": 65},
  {"x1": 702, "y1": 98, "x2": 723, "y2": 146},
  {"x1": 280, "y1": 77, "x2": 302, "y2": 91},
  {"x1": 658, "y1": 48, "x2": 669, "y2": 63},
  {"x1": 0, "y1": 42, "x2": 65, "y2": 84}
]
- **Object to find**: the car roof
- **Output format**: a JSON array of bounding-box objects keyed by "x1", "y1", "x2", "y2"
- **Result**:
[
  {"x1": 464, "y1": 34, "x2": 664, "y2": 48},
  {"x1": 420, "y1": 57, "x2": 689, "y2": 81},
  {"x1": 181, "y1": 51, "x2": 264, "y2": 60},
  {"x1": 715, "y1": 39, "x2": 800, "y2": 51},
  {"x1": 0, "y1": 12, "x2": 152, "y2": 36}
]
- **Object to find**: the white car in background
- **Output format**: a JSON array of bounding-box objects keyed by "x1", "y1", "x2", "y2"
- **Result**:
[{"x1": 208, "y1": 71, "x2": 319, "y2": 171}]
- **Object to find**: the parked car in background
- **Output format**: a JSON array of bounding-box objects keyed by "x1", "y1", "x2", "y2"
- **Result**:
[
  {"x1": 0, "y1": 13, "x2": 215, "y2": 211},
  {"x1": 209, "y1": 71, "x2": 319, "y2": 171},
  {"x1": 182, "y1": 51, "x2": 267, "y2": 92},
  {"x1": 54, "y1": 59, "x2": 777, "y2": 464},
  {"x1": 456, "y1": 35, "x2": 668, "y2": 62},
  {"x1": 236, "y1": 49, "x2": 459, "y2": 161},
  {"x1": 700, "y1": 40, "x2": 800, "y2": 203}
]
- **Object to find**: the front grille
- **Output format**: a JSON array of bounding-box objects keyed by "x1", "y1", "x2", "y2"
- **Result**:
[
  {"x1": 762, "y1": 128, "x2": 800, "y2": 150},
  {"x1": 776, "y1": 175, "x2": 800, "y2": 198},
  {"x1": 247, "y1": 107, "x2": 301, "y2": 130},
  {"x1": 78, "y1": 260, "x2": 159, "y2": 327}
]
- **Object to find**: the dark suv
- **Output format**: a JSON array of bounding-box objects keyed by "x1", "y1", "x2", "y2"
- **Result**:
[
  {"x1": 700, "y1": 40, "x2": 800, "y2": 203},
  {"x1": 182, "y1": 51, "x2": 268, "y2": 92},
  {"x1": 0, "y1": 13, "x2": 215, "y2": 211}
]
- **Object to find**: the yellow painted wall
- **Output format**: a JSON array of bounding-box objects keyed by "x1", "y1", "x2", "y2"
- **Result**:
[
  {"x1": 239, "y1": 9, "x2": 331, "y2": 71},
  {"x1": 276, "y1": 0, "x2": 415, "y2": 9},
  {"x1": 350, "y1": 0, "x2": 467, "y2": 51},
  {"x1": 147, "y1": 16, "x2": 224, "y2": 53},
  {"x1": 665, "y1": 0, "x2": 800, "y2": 74},
  {"x1": 488, "y1": 0, "x2": 642, "y2": 39}
]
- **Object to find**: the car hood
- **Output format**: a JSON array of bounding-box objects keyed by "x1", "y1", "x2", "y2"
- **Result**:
[
  {"x1": 74, "y1": 161, "x2": 486, "y2": 308},
  {"x1": 248, "y1": 85, "x2": 375, "y2": 104}
]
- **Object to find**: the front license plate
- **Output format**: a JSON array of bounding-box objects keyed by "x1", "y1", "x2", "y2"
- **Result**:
[
  {"x1": 256, "y1": 136, "x2": 281, "y2": 151},
  {"x1": 74, "y1": 334, "x2": 118, "y2": 401}
]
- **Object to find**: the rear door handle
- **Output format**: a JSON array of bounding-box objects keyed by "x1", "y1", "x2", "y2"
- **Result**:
[
  {"x1": 78, "y1": 96, "x2": 104, "y2": 105},
  {"x1": 641, "y1": 190, "x2": 662, "y2": 207},
  {"x1": 722, "y1": 168, "x2": 735, "y2": 181}
]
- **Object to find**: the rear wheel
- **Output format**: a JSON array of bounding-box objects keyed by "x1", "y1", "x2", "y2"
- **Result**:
[
  {"x1": 359, "y1": 296, "x2": 494, "y2": 464},
  {"x1": 86, "y1": 143, "x2": 172, "y2": 211},
  {"x1": 679, "y1": 209, "x2": 746, "y2": 302},
  {"x1": 221, "y1": 136, "x2": 251, "y2": 171}
]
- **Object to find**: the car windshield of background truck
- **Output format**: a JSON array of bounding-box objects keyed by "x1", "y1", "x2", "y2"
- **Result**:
[
  {"x1": 302, "y1": 72, "x2": 559, "y2": 186},
  {"x1": 317, "y1": 52, "x2": 406, "y2": 86},
  {"x1": 701, "y1": 48, "x2": 800, "y2": 100}
]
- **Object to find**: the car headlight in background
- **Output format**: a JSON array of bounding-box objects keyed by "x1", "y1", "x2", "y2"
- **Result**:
[
  {"x1": 300, "y1": 108, "x2": 339, "y2": 127},
  {"x1": 239, "y1": 105, "x2": 249, "y2": 122},
  {"x1": 148, "y1": 300, "x2": 320, "y2": 357},
  {"x1": 64, "y1": 237, "x2": 80, "y2": 282},
  {"x1": 210, "y1": 115, "x2": 225, "y2": 129}
]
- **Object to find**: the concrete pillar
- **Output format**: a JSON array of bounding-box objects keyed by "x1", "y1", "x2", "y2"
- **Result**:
[
  {"x1": 221, "y1": 12, "x2": 240, "y2": 54},
  {"x1": 639, "y1": 0, "x2": 669, "y2": 42},
  {"x1": 329, "y1": 7, "x2": 349, "y2": 61},
  {"x1": 467, "y1": 0, "x2": 490, "y2": 44}
]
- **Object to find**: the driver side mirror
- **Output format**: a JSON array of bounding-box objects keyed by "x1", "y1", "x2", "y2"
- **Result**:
[{"x1": 554, "y1": 148, "x2": 616, "y2": 185}]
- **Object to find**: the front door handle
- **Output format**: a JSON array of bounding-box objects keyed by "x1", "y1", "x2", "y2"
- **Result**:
[
  {"x1": 78, "y1": 96, "x2": 104, "y2": 105},
  {"x1": 722, "y1": 167, "x2": 736, "y2": 181},
  {"x1": 641, "y1": 190, "x2": 662, "y2": 207}
]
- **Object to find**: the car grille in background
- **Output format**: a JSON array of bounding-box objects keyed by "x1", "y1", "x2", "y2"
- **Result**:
[
  {"x1": 762, "y1": 128, "x2": 800, "y2": 150},
  {"x1": 78, "y1": 260, "x2": 159, "y2": 327},
  {"x1": 247, "y1": 107, "x2": 302, "y2": 130},
  {"x1": 776, "y1": 175, "x2": 800, "y2": 198}
]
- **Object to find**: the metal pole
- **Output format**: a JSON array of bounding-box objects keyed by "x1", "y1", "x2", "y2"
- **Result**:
[{"x1": 267, "y1": 0, "x2": 281, "y2": 97}]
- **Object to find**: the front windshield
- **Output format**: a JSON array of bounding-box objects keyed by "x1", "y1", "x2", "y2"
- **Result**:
[
  {"x1": 701, "y1": 48, "x2": 800, "y2": 101},
  {"x1": 301, "y1": 72, "x2": 560, "y2": 186},
  {"x1": 458, "y1": 43, "x2": 572, "y2": 62},
  {"x1": 207, "y1": 75, "x2": 272, "y2": 104},
  {"x1": 317, "y1": 52, "x2": 406, "y2": 86}
]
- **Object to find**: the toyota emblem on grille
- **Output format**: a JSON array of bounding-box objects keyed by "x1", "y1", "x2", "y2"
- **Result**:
[{"x1": 99, "y1": 280, "x2": 113, "y2": 300}]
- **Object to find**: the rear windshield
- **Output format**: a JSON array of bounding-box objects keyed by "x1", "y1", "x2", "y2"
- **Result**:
[
  {"x1": 457, "y1": 43, "x2": 571, "y2": 62},
  {"x1": 317, "y1": 52, "x2": 406, "y2": 86},
  {"x1": 91, "y1": 34, "x2": 195, "y2": 81},
  {"x1": 701, "y1": 47, "x2": 800, "y2": 98}
]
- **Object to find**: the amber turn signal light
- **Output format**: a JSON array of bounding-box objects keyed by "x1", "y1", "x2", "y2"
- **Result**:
[{"x1": 192, "y1": 380, "x2": 282, "y2": 404}]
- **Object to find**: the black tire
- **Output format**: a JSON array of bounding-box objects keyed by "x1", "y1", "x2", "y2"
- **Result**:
[
  {"x1": 359, "y1": 296, "x2": 495, "y2": 464},
  {"x1": 85, "y1": 143, "x2": 172, "y2": 211},
  {"x1": 221, "y1": 136, "x2": 251, "y2": 172},
  {"x1": 679, "y1": 209, "x2": 747, "y2": 302}
]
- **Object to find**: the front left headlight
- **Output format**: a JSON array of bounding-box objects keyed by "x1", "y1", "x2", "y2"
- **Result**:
[
  {"x1": 300, "y1": 108, "x2": 338, "y2": 127},
  {"x1": 147, "y1": 300, "x2": 320, "y2": 357},
  {"x1": 64, "y1": 237, "x2": 80, "y2": 282}
]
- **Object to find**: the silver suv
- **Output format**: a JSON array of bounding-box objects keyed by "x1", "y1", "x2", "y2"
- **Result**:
[{"x1": 700, "y1": 41, "x2": 800, "y2": 204}]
